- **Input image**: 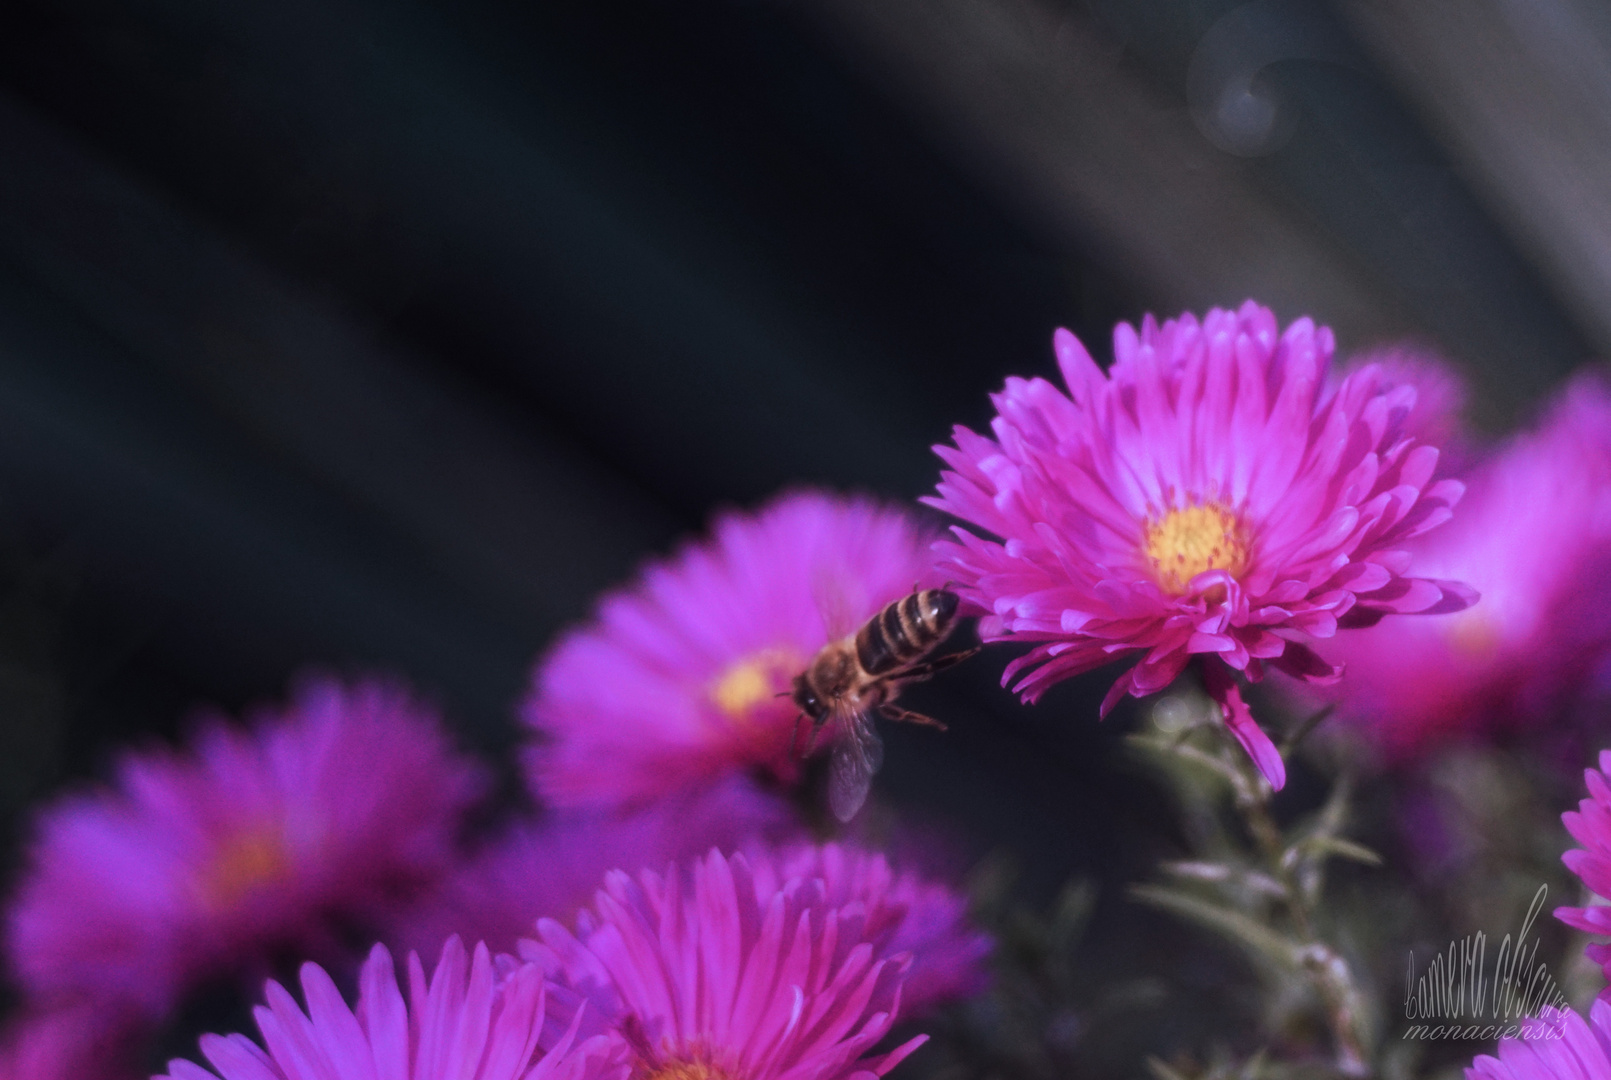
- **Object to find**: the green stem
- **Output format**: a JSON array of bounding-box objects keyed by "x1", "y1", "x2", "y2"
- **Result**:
[{"x1": 1225, "y1": 716, "x2": 1370, "y2": 1077}]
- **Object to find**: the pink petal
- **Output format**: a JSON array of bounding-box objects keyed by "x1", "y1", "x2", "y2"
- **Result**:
[{"x1": 1202, "y1": 661, "x2": 1286, "y2": 790}]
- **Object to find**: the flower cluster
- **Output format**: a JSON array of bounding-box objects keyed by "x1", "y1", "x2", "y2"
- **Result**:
[
  {"x1": 158, "y1": 845, "x2": 964, "y2": 1080},
  {"x1": 0, "y1": 491, "x2": 987, "y2": 1080},
  {"x1": 11, "y1": 298, "x2": 1611, "y2": 1080}
]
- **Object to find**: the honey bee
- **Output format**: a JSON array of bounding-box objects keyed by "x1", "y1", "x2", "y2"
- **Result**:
[{"x1": 791, "y1": 588, "x2": 976, "y2": 821}]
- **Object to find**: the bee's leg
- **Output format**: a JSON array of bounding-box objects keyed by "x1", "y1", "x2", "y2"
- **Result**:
[
  {"x1": 879, "y1": 705, "x2": 948, "y2": 731},
  {"x1": 800, "y1": 714, "x2": 831, "y2": 757},
  {"x1": 896, "y1": 647, "x2": 981, "y2": 682}
]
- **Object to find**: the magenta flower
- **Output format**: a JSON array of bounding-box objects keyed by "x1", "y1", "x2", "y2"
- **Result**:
[
  {"x1": 524, "y1": 490, "x2": 933, "y2": 808},
  {"x1": 7, "y1": 676, "x2": 486, "y2": 1020},
  {"x1": 1555, "y1": 750, "x2": 1611, "y2": 950},
  {"x1": 754, "y1": 842, "x2": 990, "y2": 1016},
  {"x1": 389, "y1": 776, "x2": 792, "y2": 959},
  {"x1": 1300, "y1": 374, "x2": 1611, "y2": 757},
  {"x1": 1465, "y1": 1003, "x2": 1595, "y2": 1080},
  {"x1": 0, "y1": 1005, "x2": 141, "y2": 1080},
  {"x1": 521, "y1": 849, "x2": 927, "y2": 1080},
  {"x1": 157, "y1": 937, "x2": 624, "y2": 1080},
  {"x1": 927, "y1": 302, "x2": 1473, "y2": 789}
]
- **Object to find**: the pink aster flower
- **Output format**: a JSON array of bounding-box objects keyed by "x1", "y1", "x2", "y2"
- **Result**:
[
  {"x1": 7, "y1": 676, "x2": 486, "y2": 1020},
  {"x1": 927, "y1": 302, "x2": 1473, "y2": 789},
  {"x1": 1554, "y1": 750, "x2": 1611, "y2": 952},
  {"x1": 1465, "y1": 1003, "x2": 1590, "y2": 1080},
  {"x1": 1300, "y1": 374, "x2": 1611, "y2": 757},
  {"x1": 157, "y1": 937, "x2": 624, "y2": 1080},
  {"x1": 521, "y1": 849, "x2": 927, "y2": 1080},
  {"x1": 753, "y1": 841, "x2": 990, "y2": 1016},
  {"x1": 389, "y1": 776, "x2": 792, "y2": 959},
  {"x1": 524, "y1": 490, "x2": 933, "y2": 809}
]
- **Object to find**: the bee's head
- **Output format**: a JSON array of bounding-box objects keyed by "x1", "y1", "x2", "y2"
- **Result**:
[{"x1": 790, "y1": 674, "x2": 823, "y2": 718}]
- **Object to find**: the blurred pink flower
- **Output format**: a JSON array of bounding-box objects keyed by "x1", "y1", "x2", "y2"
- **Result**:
[
  {"x1": 524, "y1": 490, "x2": 933, "y2": 808},
  {"x1": 388, "y1": 776, "x2": 793, "y2": 959},
  {"x1": 927, "y1": 302, "x2": 1472, "y2": 789},
  {"x1": 157, "y1": 937, "x2": 624, "y2": 1080},
  {"x1": 1465, "y1": 1002, "x2": 1596, "y2": 1080},
  {"x1": 7, "y1": 676, "x2": 486, "y2": 1020},
  {"x1": 1308, "y1": 374, "x2": 1611, "y2": 757},
  {"x1": 1555, "y1": 749, "x2": 1611, "y2": 948},
  {"x1": 1346, "y1": 344, "x2": 1470, "y2": 456},
  {"x1": 756, "y1": 841, "x2": 990, "y2": 1016},
  {"x1": 0, "y1": 1005, "x2": 141, "y2": 1080},
  {"x1": 522, "y1": 849, "x2": 927, "y2": 1080}
]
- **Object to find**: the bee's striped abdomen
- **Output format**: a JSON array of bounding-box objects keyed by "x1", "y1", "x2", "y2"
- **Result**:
[{"x1": 854, "y1": 589, "x2": 960, "y2": 676}]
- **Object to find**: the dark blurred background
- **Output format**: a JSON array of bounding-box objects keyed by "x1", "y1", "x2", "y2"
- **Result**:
[{"x1": 0, "y1": 0, "x2": 1603, "y2": 1057}]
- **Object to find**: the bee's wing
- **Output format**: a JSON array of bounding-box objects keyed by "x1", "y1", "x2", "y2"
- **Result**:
[
  {"x1": 827, "y1": 706, "x2": 883, "y2": 822},
  {"x1": 811, "y1": 567, "x2": 867, "y2": 642}
]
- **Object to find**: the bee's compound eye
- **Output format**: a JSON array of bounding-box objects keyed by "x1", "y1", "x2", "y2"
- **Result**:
[{"x1": 931, "y1": 590, "x2": 959, "y2": 620}]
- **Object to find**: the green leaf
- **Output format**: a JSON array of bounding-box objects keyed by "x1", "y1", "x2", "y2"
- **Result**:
[
  {"x1": 1161, "y1": 860, "x2": 1289, "y2": 900},
  {"x1": 1300, "y1": 836, "x2": 1383, "y2": 866},
  {"x1": 1127, "y1": 732, "x2": 1246, "y2": 790},
  {"x1": 1129, "y1": 883, "x2": 1305, "y2": 970}
]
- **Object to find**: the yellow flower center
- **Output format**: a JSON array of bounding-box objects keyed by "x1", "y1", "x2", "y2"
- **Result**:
[
  {"x1": 710, "y1": 648, "x2": 802, "y2": 722},
  {"x1": 204, "y1": 828, "x2": 292, "y2": 908},
  {"x1": 642, "y1": 1062, "x2": 732, "y2": 1080},
  {"x1": 1144, "y1": 503, "x2": 1251, "y2": 595}
]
